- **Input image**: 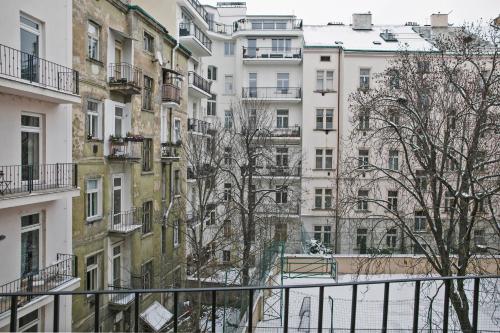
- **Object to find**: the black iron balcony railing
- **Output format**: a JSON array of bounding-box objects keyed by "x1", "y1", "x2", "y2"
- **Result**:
[
  {"x1": 161, "y1": 83, "x2": 181, "y2": 104},
  {"x1": 161, "y1": 142, "x2": 181, "y2": 160},
  {"x1": 188, "y1": 118, "x2": 211, "y2": 134},
  {"x1": 108, "y1": 138, "x2": 143, "y2": 161},
  {"x1": 242, "y1": 87, "x2": 302, "y2": 99},
  {"x1": 0, "y1": 163, "x2": 77, "y2": 197},
  {"x1": 188, "y1": 71, "x2": 212, "y2": 94},
  {"x1": 108, "y1": 63, "x2": 142, "y2": 90},
  {"x1": 243, "y1": 47, "x2": 302, "y2": 59},
  {"x1": 186, "y1": 0, "x2": 209, "y2": 23},
  {"x1": 0, "y1": 254, "x2": 77, "y2": 314},
  {"x1": 208, "y1": 20, "x2": 234, "y2": 35},
  {"x1": 0, "y1": 275, "x2": 497, "y2": 332},
  {"x1": 109, "y1": 208, "x2": 143, "y2": 234},
  {"x1": 179, "y1": 22, "x2": 213, "y2": 51},
  {"x1": 0, "y1": 44, "x2": 79, "y2": 94}
]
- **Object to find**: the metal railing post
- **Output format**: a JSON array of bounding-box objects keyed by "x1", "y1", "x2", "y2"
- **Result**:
[
  {"x1": 318, "y1": 286, "x2": 324, "y2": 332},
  {"x1": 174, "y1": 291, "x2": 178, "y2": 333},
  {"x1": 350, "y1": 284, "x2": 357, "y2": 333},
  {"x1": 413, "y1": 280, "x2": 420, "y2": 333},
  {"x1": 211, "y1": 290, "x2": 216, "y2": 333},
  {"x1": 382, "y1": 282, "x2": 390, "y2": 333},
  {"x1": 53, "y1": 294, "x2": 59, "y2": 332},
  {"x1": 134, "y1": 292, "x2": 140, "y2": 332},
  {"x1": 10, "y1": 295, "x2": 18, "y2": 332},
  {"x1": 443, "y1": 279, "x2": 450, "y2": 333},
  {"x1": 94, "y1": 294, "x2": 100, "y2": 332},
  {"x1": 248, "y1": 289, "x2": 253, "y2": 333},
  {"x1": 472, "y1": 278, "x2": 480, "y2": 332},
  {"x1": 284, "y1": 287, "x2": 289, "y2": 333}
]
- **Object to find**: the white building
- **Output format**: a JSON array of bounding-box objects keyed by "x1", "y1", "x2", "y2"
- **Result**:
[{"x1": 0, "y1": 1, "x2": 80, "y2": 331}]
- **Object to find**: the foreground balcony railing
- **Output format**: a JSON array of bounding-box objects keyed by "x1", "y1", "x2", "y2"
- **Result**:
[
  {"x1": 161, "y1": 83, "x2": 181, "y2": 104},
  {"x1": 0, "y1": 163, "x2": 77, "y2": 197},
  {"x1": 0, "y1": 275, "x2": 496, "y2": 332},
  {"x1": 108, "y1": 62, "x2": 142, "y2": 94},
  {"x1": 0, "y1": 254, "x2": 76, "y2": 314},
  {"x1": 0, "y1": 44, "x2": 79, "y2": 94},
  {"x1": 243, "y1": 47, "x2": 302, "y2": 59},
  {"x1": 242, "y1": 87, "x2": 302, "y2": 99},
  {"x1": 179, "y1": 22, "x2": 212, "y2": 51},
  {"x1": 188, "y1": 71, "x2": 212, "y2": 94},
  {"x1": 188, "y1": 118, "x2": 211, "y2": 134}
]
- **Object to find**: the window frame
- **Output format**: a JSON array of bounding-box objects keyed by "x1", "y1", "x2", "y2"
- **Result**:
[
  {"x1": 86, "y1": 99, "x2": 102, "y2": 140},
  {"x1": 315, "y1": 70, "x2": 335, "y2": 91},
  {"x1": 143, "y1": 31, "x2": 155, "y2": 53},
  {"x1": 142, "y1": 200, "x2": 153, "y2": 234},
  {"x1": 142, "y1": 138, "x2": 153, "y2": 172},
  {"x1": 224, "y1": 41, "x2": 235, "y2": 56},
  {"x1": 87, "y1": 21, "x2": 100, "y2": 61},
  {"x1": 86, "y1": 178, "x2": 102, "y2": 221},
  {"x1": 142, "y1": 75, "x2": 154, "y2": 110}
]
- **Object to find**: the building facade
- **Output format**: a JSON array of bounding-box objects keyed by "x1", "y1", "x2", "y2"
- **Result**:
[{"x1": 0, "y1": 1, "x2": 80, "y2": 331}]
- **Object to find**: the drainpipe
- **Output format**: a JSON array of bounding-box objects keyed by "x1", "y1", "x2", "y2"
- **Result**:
[{"x1": 334, "y1": 46, "x2": 342, "y2": 254}]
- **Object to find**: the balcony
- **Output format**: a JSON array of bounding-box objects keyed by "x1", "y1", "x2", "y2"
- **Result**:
[
  {"x1": 0, "y1": 44, "x2": 80, "y2": 104},
  {"x1": 208, "y1": 21, "x2": 234, "y2": 35},
  {"x1": 178, "y1": 0, "x2": 209, "y2": 25},
  {"x1": 270, "y1": 126, "x2": 301, "y2": 138},
  {"x1": 161, "y1": 83, "x2": 181, "y2": 105},
  {"x1": 242, "y1": 87, "x2": 302, "y2": 103},
  {"x1": 0, "y1": 254, "x2": 77, "y2": 315},
  {"x1": 0, "y1": 164, "x2": 78, "y2": 207},
  {"x1": 188, "y1": 71, "x2": 212, "y2": 98},
  {"x1": 235, "y1": 18, "x2": 303, "y2": 33},
  {"x1": 188, "y1": 118, "x2": 211, "y2": 135},
  {"x1": 179, "y1": 22, "x2": 212, "y2": 57},
  {"x1": 242, "y1": 47, "x2": 302, "y2": 65},
  {"x1": 108, "y1": 284, "x2": 135, "y2": 310},
  {"x1": 256, "y1": 203, "x2": 300, "y2": 216},
  {"x1": 107, "y1": 137, "x2": 143, "y2": 162},
  {"x1": 108, "y1": 63, "x2": 142, "y2": 95},
  {"x1": 161, "y1": 142, "x2": 181, "y2": 162},
  {"x1": 108, "y1": 208, "x2": 143, "y2": 235},
  {"x1": 261, "y1": 165, "x2": 301, "y2": 178}
]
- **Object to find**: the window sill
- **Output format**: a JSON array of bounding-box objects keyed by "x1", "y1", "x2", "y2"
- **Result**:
[
  {"x1": 355, "y1": 210, "x2": 371, "y2": 213},
  {"x1": 86, "y1": 216, "x2": 103, "y2": 224},
  {"x1": 141, "y1": 171, "x2": 154, "y2": 176},
  {"x1": 86, "y1": 138, "x2": 104, "y2": 143},
  {"x1": 312, "y1": 168, "x2": 335, "y2": 171},
  {"x1": 312, "y1": 208, "x2": 333, "y2": 211},
  {"x1": 141, "y1": 108, "x2": 155, "y2": 113},
  {"x1": 314, "y1": 89, "x2": 337, "y2": 94},
  {"x1": 141, "y1": 232, "x2": 154, "y2": 239},
  {"x1": 313, "y1": 128, "x2": 336, "y2": 132},
  {"x1": 86, "y1": 57, "x2": 104, "y2": 67}
]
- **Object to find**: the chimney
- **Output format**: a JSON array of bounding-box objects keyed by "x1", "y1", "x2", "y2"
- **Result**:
[
  {"x1": 430, "y1": 13, "x2": 448, "y2": 27},
  {"x1": 352, "y1": 12, "x2": 372, "y2": 30}
]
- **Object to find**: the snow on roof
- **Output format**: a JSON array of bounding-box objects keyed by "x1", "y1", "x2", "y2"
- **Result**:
[
  {"x1": 303, "y1": 25, "x2": 436, "y2": 52},
  {"x1": 140, "y1": 301, "x2": 173, "y2": 332}
]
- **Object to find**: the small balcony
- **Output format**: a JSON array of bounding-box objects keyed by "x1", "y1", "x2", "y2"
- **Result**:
[
  {"x1": 108, "y1": 208, "x2": 143, "y2": 235},
  {"x1": 108, "y1": 283, "x2": 135, "y2": 310},
  {"x1": 262, "y1": 165, "x2": 301, "y2": 178},
  {"x1": 188, "y1": 118, "x2": 211, "y2": 135},
  {"x1": 107, "y1": 137, "x2": 143, "y2": 162},
  {"x1": 235, "y1": 18, "x2": 303, "y2": 32},
  {"x1": 179, "y1": 0, "x2": 209, "y2": 25},
  {"x1": 0, "y1": 254, "x2": 77, "y2": 314},
  {"x1": 208, "y1": 21, "x2": 234, "y2": 35},
  {"x1": 161, "y1": 83, "x2": 181, "y2": 105},
  {"x1": 188, "y1": 71, "x2": 212, "y2": 98},
  {"x1": 0, "y1": 44, "x2": 80, "y2": 104},
  {"x1": 271, "y1": 126, "x2": 301, "y2": 138},
  {"x1": 179, "y1": 22, "x2": 212, "y2": 57},
  {"x1": 242, "y1": 47, "x2": 302, "y2": 65},
  {"x1": 161, "y1": 142, "x2": 181, "y2": 162},
  {"x1": 108, "y1": 63, "x2": 142, "y2": 95},
  {"x1": 0, "y1": 164, "x2": 78, "y2": 203},
  {"x1": 241, "y1": 87, "x2": 302, "y2": 102}
]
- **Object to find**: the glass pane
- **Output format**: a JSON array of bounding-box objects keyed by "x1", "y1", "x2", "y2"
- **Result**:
[
  {"x1": 21, "y1": 229, "x2": 39, "y2": 275},
  {"x1": 20, "y1": 29, "x2": 39, "y2": 82},
  {"x1": 21, "y1": 131, "x2": 39, "y2": 181}
]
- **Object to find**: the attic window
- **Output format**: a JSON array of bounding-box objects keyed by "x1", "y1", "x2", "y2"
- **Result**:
[
  {"x1": 373, "y1": 41, "x2": 382, "y2": 45},
  {"x1": 320, "y1": 56, "x2": 331, "y2": 62},
  {"x1": 380, "y1": 30, "x2": 398, "y2": 42}
]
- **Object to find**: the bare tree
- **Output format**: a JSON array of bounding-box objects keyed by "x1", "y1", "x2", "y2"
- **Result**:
[{"x1": 345, "y1": 22, "x2": 500, "y2": 331}]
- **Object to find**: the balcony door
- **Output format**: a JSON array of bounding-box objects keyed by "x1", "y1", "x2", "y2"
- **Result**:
[
  {"x1": 112, "y1": 245, "x2": 121, "y2": 287},
  {"x1": 114, "y1": 40, "x2": 122, "y2": 80},
  {"x1": 21, "y1": 213, "x2": 41, "y2": 276},
  {"x1": 277, "y1": 73, "x2": 289, "y2": 95},
  {"x1": 247, "y1": 38, "x2": 256, "y2": 57},
  {"x1": 21, "y1": 114, "x2": 41, "y2": 182},
  {"x1": 20, "y1": 15, "x2": 40, "y2": 83},
  {"x1": 249, "y1": 73, "x2": 257, "y2": 98},
  {"x1": 112, "y1": 175, "x2": 123, "y2": 226}
]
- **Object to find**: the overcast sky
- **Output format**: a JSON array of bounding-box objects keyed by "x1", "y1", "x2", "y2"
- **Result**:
[{"x1": 203, "y1": 0, "x2": 499, "y2": 26}]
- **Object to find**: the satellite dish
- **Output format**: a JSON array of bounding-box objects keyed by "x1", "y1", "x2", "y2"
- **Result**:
[{"x1": 155, "y1": 51, "x2": 163, "y2": 66}]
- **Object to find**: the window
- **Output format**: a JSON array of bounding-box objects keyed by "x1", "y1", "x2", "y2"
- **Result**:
[
  {"x1": 359, "y1": 111, "x2": 370, "y2": 131},
  {"x1": 161, "y1": 225, "x2": 167, "y2": 254},
  {"x1": 417, "y1": 61, "x2": 430, "y2": 74},
  {"x1": 142, "y1": 201, "x2": 153, "y2": 234},
  {"x1": 316, "y1": 109, "x2": 334, "y2": 130},
  {"x1": 320, "y1": 56, "x2": 331, "y2": 62},
  {"x1": 174, "y1": 220, "x2": 180, "y2": 246},
  {"x1": 388, "y1": 150, "x2": 399, "y2": 171},
  {"x1": 314, "y1": 189, "x2": 332, "y2": 209},
  {"x1": 224, "y1": 183, "x2": 232, "y2": 202},
  {"x1": 112, "y1": 246, "x2": 121, "y2": 286},
  {"x1": 389, "y1": 69, "x2": 400, "y2": 89},
  {"x1": 114, "y1": 106, "x2": 123, "y2": 137},
  {"x1": 272, "y1": 38, "x2": 291, "y2": 52},
  {"x1": 386, "y1": 228, "x2": 397, "y2": 249},
  {"x1": 143, "y1": 31, "x2": 154, "y2": 52},
  {"x1": 87, "y1": 21, "x2": 99, "y2": 60},
  {"x1": 142, "y1": 138, "x2": 153, "y2": 172},
  {"x1": 224, "y1": 75, "x2": 234, "y2": 94},
  {"x1": 207, "y1": 65, "x2": 217, "y2": 80},
  {"x1": 316, "y1": 70, "x2": 334, "y2": 91},
  {"x1": 174, "y1": 170, "x2": 181, "y2": 195},
  {"x1": 358, "y1": 150, "x2": 369, "y2": 169},
  {"x1": 277, "y1": 73, "x2": 290, "y2": 93},
  {"x1": 474, "y1": 229, "x2": 485, "y2": 247},
  {"x1": 86, "y1": 100, "x2": 101, "y2": 140},
  {"x1": 276, "y1": 148, "x2": 289, "y2": 168},
  {"x1": 414, "y1": 211, "x2": 427, "y2": 232},
  {"x1": 224, "y1": 220, "x2": 232, "y2": 237},
  {"x1": 476, "y1": 151, "x2": 486, "y2": 171},
  {"x1": 224, "y1": 42, "x2": 235, "y2": 56},
  {"x1": 356, "y1": 228, "x2": 368, "y2": 254},
  {"x1": 86, "y1": 254, "x2": 99, "y2": 291},
  {"x1": 143, "y1": 75, "x2": 153, "y2": 110},
  {"x1": 275, "y1": 186, "x2": 288, "y2": 204},
  {"x1": 223, "y1": 250, "x2": 231, "y2": 263},
  {"x1": 315, "y1": 149, "x2": 333, "y2": 169},
  {"x1": 357, "y1": 190, "x2": 369, "y2": 211},
  {"x1": 314, "y1": 226, "x2": 332, "y2": 246},
  {"x1": 415, "y1": 170, "x2": 427, "y2": 191},
  {"x1": 276, "y1": 109, "x2": 289, "y2": 129},
  {"x1": 224, "y1": 110, "x2": 233, "y2": 129},
  {"x1": 224, "y1": 147, "x2": 232, "y2": 165},
  {"x1": 141, "y1": 261, "x2": 153, "y2": 289},
  {"x1": 248, "y1": 109, "x2": 257, "y2": 128},
  {"x1": 444, "y1": 191, "x2": 454, "y2": 212},
  {"x1": 86, "y1": 179, "x2": 101, "y2": 220},
  {"x1": 388, "y1": 191, "x2": 398, "y2": 211},
  {"x1": 360, "y1": 68, "x2": 370, "y2": 90},
  {"x1": 21, "y1": 214, "x2": 40, "y2": 276},
  {"x1": 389, "y1": 110, "x2": 400, "y2": 125},
  {"x1": 174, "y1": 119, "x2": 181, "y2": 143},
  {"x1": 207, "y1": 94, "x2": 217, "y2": 116}
]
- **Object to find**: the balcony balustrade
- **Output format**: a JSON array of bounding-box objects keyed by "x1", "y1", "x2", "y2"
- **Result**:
[
  {"x1": 243, "y1": 47, "x2": 302, "y2": 60},
  {"x1": 161, "y1": 83, "x2": 181, "y2": 104},
  {"x1": 235, "y1": 18, "x2": 303, "y2": 31},
  {"x1": 161, "y1": 142, "x2": 181, "y2": 161},
  {"x1": 107, "y1": 283, "x2": 135, "y2": 309},
  {"x1": 179, "y1": 22, "x2": 212, "y2": 55},
  {"x1": 108, "y1": 63, "x2": 142, "y2": 95},
  {"x1": 185, "y1": 0, "x2": 209, "y2": 23},
  {"x1": 107, "y1": 137, "x2": 143, "y2": 162},
  {"x1": 188, "y1": 118, "x2": 211, "y2": 134},
  {"x1": 242, "y1": 87, "x2": 302, "y2": 100},
  {"x1": 271, "y1": 126, "x2": 301, "y2": 138},
  {"x1": 188, "y1": 71, "x2": 211, "y2": 96},
  {"x1": 108, "y1": 208, "x2": 143, "y2": 235}
]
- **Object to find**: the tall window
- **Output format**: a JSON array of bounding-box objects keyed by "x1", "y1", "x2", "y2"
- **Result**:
[
  {"x1": 316, "y1": 70, "x2": 334, "y2": 91},
  {"x1": 142, "y1": 138, "x2": 153, "y2": 172},
  {"x1": 20, "y1": 15, "x2": 41, "y2": 82},
  {"x1": 316, "y1": 109, "x2": 334, "y2": 130},
  {"x1": 174, "y1": 170, "x2": 180, "y2": 195},
  {"x1": 224, "y1": 147, "x2": 232, "y2": 165},
  {"x1": 314, "y1": 189, "x2": 332, "y2": 209},
  {"x1": 224, "y1": 110, "x2": 233, "y2": 129},
  {"x1": 358, "y1": 111, "x2": 370, "y2": 130},
  {"x1": 277, "y1": 73, "x2": 289, "y2": 93},
  {"x1": 143, "y1": 31, "x2": 154, "y2": 52},
  {"x1": 21, "y1": 214, "x2": 40, "y2": 276},
  {"x1": 174, "y1": 119, "x2": 181, "y2": 143},
  {"x1": 388, "y1": 150, "x2": 399, "y2": 171},
  {"x1": 276, "y1": 148, "x2": 289, "y2": 167},
  {"x1": 414, "y1": 211, "x2": 427, "y2": 232},
  {"x1": 207, "y1": 65, "x2": 217, "y2": 80},
  {"x1": 276, "y1": 109, "x2": 289, "y2": 128},
  {"x1": 112, "y1": 246, "x2": 121, "y2": 286},
  {"x1": 359, "y1": 68, "x2": 370, "y2": 90},
  {"x1": 474, "y1": 229, "x2": 485, "y2": 247},
  {"x1": 358, "y1": 150, "x2": 369, "y2": 169},
  {"x1": 224, "y1": 183, "x2": 232, "y2": 202},
  {"x1": 224, "y1": 75, "x2": 234, "y2": 94},
  {"x1": 314, "y1": 226, "x2": 332, "y2": 247},
  {"x1": 87, "y1": 21, "x2": 99, "y2": 60},
  {"x1": 224, "y1": 42, "x2": 235, "y2": 56},
  {"x1": 141, "y1": 261, "x2": 153, "y2": 289},
  {"x1": 114, "y1": 106, "x2": 123, "y2": 137},
  {"x1": 357, "y1": 190, "x2": 369, "y2": 211},
  {"x1": 389, "y1": 110, "x2": 400, "y2": 125},
  {"x1": 415, "y1": 170, "x2": 427, "y2": 191},
  {"x1": 223, "y1": 250, "x2": 231, "y2": 263},
  {"x1": 174, "y1": 220, "x2": 180, "y2": 246},
  {"x1": 207, "y1": 94, "x2": 217, "y2": 116},
  {"x1": 143, "y1": 76, "x2": 153, "y2": 110},
  {"x1": 315, "y1": 149, "x2": 333, "y2": 169},
  {"x1": 272, "y1": 38, "x2": 291, "y2": 52},
  {"x1": 224, "y1": 220, "x2": 232, "y2": 237},
  {"x1": 86, "y1": 254, "x2": 99, "y2": 291},
  {"x1": 444, "y1": 191, "x2": 454, "y2": 212},
  {"x1": 86, "y1": 100, "x2": 102, "y2": 140},
  {"x1": 386, "y1": 228, "x2": 397, "y2": 249},
  {"x1": 21, "y1": 114, "x2": 41, "y2": 181},
  {"x1": 86, "y1": 179, "x2": 101, "y2": 220},
  {"x1": 388, "y1": 191, "x2": 398, "y2": 211},
  {"x1": 275, "y1": 186, "x2": 288, "y2": 204},
  {"x1": 356, "y1": 228, "x2": 368, "y2": 254},
  {"x1": 142, "y1": 201, "x2": 153, "y2": 234}
]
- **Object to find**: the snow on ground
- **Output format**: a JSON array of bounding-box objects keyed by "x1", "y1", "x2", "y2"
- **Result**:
[{"x1": 256, "y1": 274, "x2": 500, "y2": 332}]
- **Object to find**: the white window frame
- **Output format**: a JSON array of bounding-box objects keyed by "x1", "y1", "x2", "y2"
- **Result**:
[
  {"x1": 315, "y1": 149, "x2": 333, "y2": 170},
  {"x1": 276, "y1": 109, "x2": 289, "y2": 129},
  {"x1": 224, "y1": 75, "x2": 234, "y2": 94},
  {"x1": 86, "y1": 99, "x2": 102, "y2": 140},
  {"x1": 316, "y1": 70, "x2": 334, "y2": 91},
  {"x1": 223, "y1": 250, "x2": 231, "y2": 263},
  {"x1": 224, "y1": 42, "x2": 235, "y2": 56},
  {"x1": 388, "y1": 190, "x2": 398, "y2": 211},
  {"x1": 18, "y1": 309, "x2": 40, "y2": 332},
  {"x1": 85, "y1": 253, "x2": 100, "y2": 291},
  {"x1": 414, "y1": 212, "x2": 427, "y2": 232},
  {"x1": 315, "y1": 108, "x2": 334, "y2": 130},
  {"x1": 360, "y1": 68, "x2": 370, "y2": 90},
  {"x1": 86, "y1": 178, "x2": 102, "y2": 221},
  {"x1": 173, "y1": 220, "x2": 180, "y2": 247},
  {"x1": 87, "y1": 21, "x2": 99, "y2": 60},
  {"x1": 357, "y1": 190, "x2": 369, "y2": 211},
  {"x1": 314, "y1": 226, "x2": 332, "y2": 246},
  {"x1": 388, "y1": 150, "x2": 399, "y2": 171},
  {"x1": 314, "y1": 188, "x2": 332, "y2": 209},
  {"x1": 173, "y1": 118, "x2": 181, "y2": 144},
  {"x1": 224, "y1": 110, "x2": 233, "y2": 129},
  {"x1": 275, "y1": 186, "x2": 288, "y2": 204},
  {"x1": 358, "y1": 149, "x2": 369, "y2": 169}
]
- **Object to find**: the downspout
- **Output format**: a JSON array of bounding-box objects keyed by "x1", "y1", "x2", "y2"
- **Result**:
[{"x1": 334, "y1": 46, "x2": 342, "y2": 254}]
